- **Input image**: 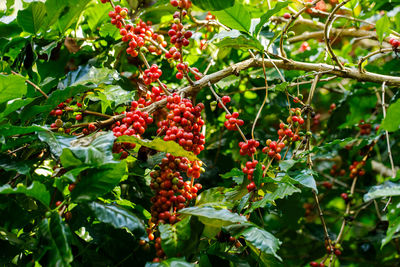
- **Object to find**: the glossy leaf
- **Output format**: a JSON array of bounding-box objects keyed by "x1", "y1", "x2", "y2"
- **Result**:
[
  {"x1": 87, "y1": 202, "x2": 146, "y2": 237},
  {"x1": 70, "y1": 161, "x2": 127, "y2": 202},
  {"x1": 211, "y1": 30, "x2": 263, "y2": 51},
  {"x1": 39, "y1": 212, "x2": 73, "y2": 267},
  {"x1": 291, "y1": 169, "x2": 317, "y2": 192},
  {"x1": 376, "y1": 15, "x2": 390, "y2": 44},
  {"x1": 225, "y1": 223, "x2": 282, "y2": 260},
  {"x1": 363, "y1": 181, "x2": 400, "y2": 201},
  {"x1": 159, "y1": 217, "x2": 191, "y2": 257},
  {"x1": 0, "y1": 181, "x2": 50, "y2": 207},
  {"x1": 178, "y1": 206, "x2": 247, "y2": 227},
  {"x1": 38, "y1": 131, "x2": 77, "y2": 158}
]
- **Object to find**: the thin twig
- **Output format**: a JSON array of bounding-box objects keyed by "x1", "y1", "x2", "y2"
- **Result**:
[{"x1": 11, "y1": 71, "x2": 49, "y2": 99}]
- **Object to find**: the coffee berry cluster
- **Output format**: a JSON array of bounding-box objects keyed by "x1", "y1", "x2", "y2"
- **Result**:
[
  {"x1": 224, "y1": 112, "x2": 244, "y2": 131},
  {"x1": 143, "y1": 64, "x2": 162, "y2": 85}
]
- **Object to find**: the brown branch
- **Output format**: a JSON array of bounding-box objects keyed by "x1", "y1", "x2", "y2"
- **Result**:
[
  {"x1": 324, "y1": 0, "x2": 350, "y2": 70},
  {"x1": 82, "y1": 110, "x2": 112, "y2": 119},
  {"x1": 358, "y1": 48, "x2": 394, "y2": 73},
  {"x1": 11, "y1": 71, "x2": 49, "y2": 99}
]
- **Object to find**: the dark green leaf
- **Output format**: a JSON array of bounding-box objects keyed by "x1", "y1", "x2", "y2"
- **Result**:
[
  {"x1": 225, "y1": 223, "x2": 282, "y2": 260},
  {"x1": 291, "y1": 168, "x2": 317, "y2": 192},
  {"x1": 39, "y1": 213, "x2": 73, "y2": 267},
  {"x1": 70, "y1": 161, "x2": 126, "y2": 202},
  {"x1": 0, "y1": 181, "x2": 50, "y2": 207},
  {"x1": 253, "y1": 163, "x2": 263, "y2": 188},
  {"x1": 0, "y1": 98, "x2": 35, "y2": 118},
  {"x1": 382, "y1": 198, "x2": 400, "y2": 247},
  {"x1": 211, "y1": 30, "x2": 263, "y2": 51},
  {"x1": 195, "y1": 187, "x2": 234, "y2": 208},
  {"x1": 38, "y1": 131, "x2": 77, "y2": 158},
  {"x1": 87, "y1": 202, "x2": 146, "y2": 237}
]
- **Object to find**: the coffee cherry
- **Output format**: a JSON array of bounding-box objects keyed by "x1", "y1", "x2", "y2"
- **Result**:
[
  {"x1": 283, "y1": 13, "x2": 291, "y2": 19},
  {"x1": 55, "y1": 201, "x2": 62, "y2": 207},
  {"x1": 68, "y1": 183, "x2": 76, "y2": 192},
  {"x1": 310, "y1": 262, "x2": 318, "y2": 267},
  {"x1": 88, "y1": 123, "x2": 96, "y2": 132}
]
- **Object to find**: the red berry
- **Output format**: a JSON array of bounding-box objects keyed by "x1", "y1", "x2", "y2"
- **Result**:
[
  {"x1": 283, "y1": 13, "x2": 291, "y2": 19},
  {"x1": 55, "y1": 109, "x2": 63, "y2": 116},
  {"x1": 75, "y1": 114, "x2": 82, "y2": 121}
]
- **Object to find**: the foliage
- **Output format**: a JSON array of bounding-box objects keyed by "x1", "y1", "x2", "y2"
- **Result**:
[{"x1": 1, "y1": 0, "x2": 400, "y2": 266}]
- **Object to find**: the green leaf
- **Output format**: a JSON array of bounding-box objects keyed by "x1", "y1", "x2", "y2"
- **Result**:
[
  {"x1": 0, "y1": 124, "x2": 47, "y2": 137},
  {"x1": 0, "y1": 156, "x2": 31, "y2": 174},
  {"x1": 117, "y1": 136, "x2": 198, "y2": 161},
  {"x1": 0, "y1": 98, "x2": 35, "y2": 118},
  {"x1": 38, "y1": 131, "x2": 77, "y2": 158},
  {"x1": 191, "y1": 0, "x2": 235, "y2": 11},
  {"x1": 56, "y1": 0, "x2": 91, "y2": 34},
  {"x1": 47, "y1": 66, "x2": 118, "y2": 107},
  {"x1": 159, "y1": 217, "x2": 192, "y2": 257},
  {"x1": 0, "y1": 181, "x2": 50, "y2": 207},
  {"x1": 211, "y1": 30, "x2": 263, "y2": 51},
  {"x1": 381, "y1": 98, "x2": 400, "y2": 132},
  {"x1": 145, "y1": 258, "x2": 195, "y2": 267},
  {"x1": 291, "y1": 169, "x2": 317, "y2": 192},
  {"x1": 225, "y1": 223, "x2": 282, "y2": 260},
  {"x1": 382, "y1": 198, "x2": 400, "y2": 247},
  {"x1": 213, "y1": 3, "x2": 251, "y2": 33},
  {"x1": 70, "y1": 161, "x2": 127, "y2": 202},
  {"x1": 87, "y1": 202, "x2": 146, "y2": 237},
  {"x1": 60, "y1": 132, "x2": 117, "y2": 167},
  {"x1": 0, "y1": 74, "x2": 27, "y2": 105},
  {"x1": 246, "y1": 182, "x2": 300, "y2": 213},
  {"x1": 364, "y1": 181, "x2": 400, "y2": 201},
  {"x1": 253, "y1": 163, "x2": 263, "y2": 188},
  {"x1": 39, "y1": 213, "x2": 73, "y2": 267},
  {"x1": 279, "y1": 159, "x2": 297, "y2": 172},
  {"x1": 16, "y1": 2, "x2": 46, "y2": 34},
  {"x1": 195, "y1": 187, "x2": 234, "y2": 209},
  {"x1": 253, "y1": 1, "x2": 290, "y2": 37},
  {"x1": 220, "y1": 168, "x2": 243, "y2": 184},
  {"x1": 178, "y1": 206, "x2": 246, "y2": 227},
  {"x1": 376, "y1": 15, "x2": 391, "y2": 44}
]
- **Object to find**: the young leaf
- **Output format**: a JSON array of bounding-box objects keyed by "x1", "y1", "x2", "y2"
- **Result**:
[
  {"x1": 381, "y1": 98, "x2": 400, "y2": 132},
  {"x1": 0, "y1": 74, "x2": 27, "y2": 105},
  {"x1": 376, "y1": 15, "x2": 391, "y2": 44},
  {"x1": 117, "y1": 136, "x2": 198, "y2": 161},
  {"x1": 213, "y1": 3, "x2": 251, "y2": 33},
  {"x1": 253, "y1": 1, "x2": 290, "y2": 37}
]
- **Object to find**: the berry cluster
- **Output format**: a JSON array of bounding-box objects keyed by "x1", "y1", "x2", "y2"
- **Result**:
[
  {"x1": 108, "y1": 5, "x2": 128, "y2": 29},
  {"x1": 238, "y1": 139, "x2": 260, "y2": 157},
  {"x1": 168, "y1": 23, "x2": 193, "y2": 49},
  {"x1": 49, "y1": 98, "x2": 83, "y2": 133},
  {"x1": 349, "y1": 161, "x2": 365, "y2": 178},
  {"x1": 150, "y1": 86, "x2": 167, "y2": 102},
  {"x1": 277, "y1": 122, "x2": 300, "y2": 142},
  {"x1": 242, "y1": 160, "x2": 266, "y2": 192},
  {"x1": 111, "y1": 99, "x2": 153, "y2": 158},
  {"x1": 143, "y1": 64, "x2": 162, "y2": 85},
  {"x1": 218, "y1": 95, "x2": 231, "y2": 108},
  {"x1": 389, "y1": 37, "x2": 399, "y2": 48},
  {"x1": 165, "y1": 46, "x2": 182, "y2": 61},
  {"x1": 170, "y1": 0, "x2": 192, "y2": 9},
  {"x1": 224, "y1": 112, "x2": 244, "y2": 131},
  {"x1": 329, "y1": 164, "x2": 346, "y2": 176},
  {"x1": 309, "y1": 261, "x2": 325, "y2": 267},
  {"x1": 157, "y1": 93, "x2": 205, "y2": 155},
  {"x1": 358, "y1": 120, "x2": 371, "y2": 135},
  {"x1": 329, "y1": 103, "x2": 336, "y2": 113},
  {"x1": 262, "y1": 139, "x2": 285, "y2": 161}
]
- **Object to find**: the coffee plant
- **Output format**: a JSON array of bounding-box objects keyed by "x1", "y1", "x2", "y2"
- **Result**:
[{"x1": 1, "y1": 0, "x2": 400, "y2": 266}]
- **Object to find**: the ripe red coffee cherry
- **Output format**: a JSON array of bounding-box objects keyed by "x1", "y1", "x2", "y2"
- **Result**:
[
  {"x1": 310, "y1": 262, "x2": 318, "y2": 267},
  {"x1": 88, "y1": 123, "x2": 96, "y2": 131},
  {"x1": 55, "y1": 201, "x2": 62, "y2": 207},
  {"x1": 68, "y1": 183, "x2": 76, "y2": 192},
  {"x1": 283, "y1": 13, "x2": 291, "y2": 19},
  {"x1": 55, "y1": 109, "x2": 63, "y2": 116},
  {"x1": 170, "y1": 0, "x2": 179, "y2": 7},
  {"x1": 75, "y1": 114, "x2": 82, "y2": 121},
  {"x1": 334, "y1": 249, "x2": 342, "y2": 256}
]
